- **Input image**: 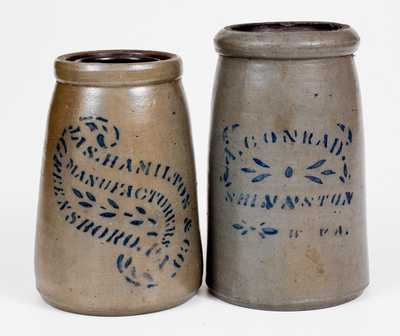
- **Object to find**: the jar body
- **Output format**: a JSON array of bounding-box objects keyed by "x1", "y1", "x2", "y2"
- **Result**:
[
  {"x1": 35, "y1": 78, "x2": 202, "y2": 315},
  {"x1": 207, "y1": 55, "x2": 368, "y2": 310}
]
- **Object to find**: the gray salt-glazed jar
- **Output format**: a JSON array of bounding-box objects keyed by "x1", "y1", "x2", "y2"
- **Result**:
[
  {"x1": 35, "y1": 50, "x2": 202, "y2": 315},
  {"x1": 207, "y1": 22, "x2": 369, "y2": 310}
]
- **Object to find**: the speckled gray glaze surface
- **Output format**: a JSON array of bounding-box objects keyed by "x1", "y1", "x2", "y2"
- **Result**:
[{"x1": 207, "y1": 22, "x2": 369, "y2": 310}]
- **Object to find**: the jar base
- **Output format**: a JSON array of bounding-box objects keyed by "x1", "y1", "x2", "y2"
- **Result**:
[
  {"x1": 39, "y1": 290, "x2": 198, "y2": 316},
  {"x1": 208, "y1": 286, "x2": 367, "y2": 311}
]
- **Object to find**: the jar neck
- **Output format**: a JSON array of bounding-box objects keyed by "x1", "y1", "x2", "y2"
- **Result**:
[
  {"x1": 215, "y1": 22, "x2": 360, "y2": 60},
  {"x1": 55, "y1": 50, "x2": 182, "y2": 87}
]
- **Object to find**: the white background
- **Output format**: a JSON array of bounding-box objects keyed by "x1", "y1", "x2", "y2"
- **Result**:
[{"x1": 0, "y1": 0, "x2": 398, "y2": 334}]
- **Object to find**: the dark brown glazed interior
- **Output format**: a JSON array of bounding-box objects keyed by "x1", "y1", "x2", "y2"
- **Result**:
[
  {"x1": 228, "y1": 22, "x2": 348, "y2": 32},
  {"x1": 67, "y1": 51, "x2": 170, "y2": 64}
]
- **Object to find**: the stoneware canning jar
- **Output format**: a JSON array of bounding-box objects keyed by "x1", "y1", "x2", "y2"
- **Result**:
[
  {"x1": 35, "y1": 50, "x2": 203, "y2": 315},
  {"x1": 207, "y1": 22, "x2": 369, "y2": 310}
]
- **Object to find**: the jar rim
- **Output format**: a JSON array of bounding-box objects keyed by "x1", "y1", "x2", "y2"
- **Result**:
[
  {"x1": 215, "y1": 21, "x2": 360, "y2": 59},
  {"x1": 55, "y1": 50, "x2": 182, "y2": 86}
]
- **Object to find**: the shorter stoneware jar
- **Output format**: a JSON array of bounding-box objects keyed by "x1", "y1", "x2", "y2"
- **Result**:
[
  {"x1": 35, "y1": 50, "x2": 203, "y2": 315},
  {"x1": 207, "y1": 22, "x2": 369, "y2": 310}
]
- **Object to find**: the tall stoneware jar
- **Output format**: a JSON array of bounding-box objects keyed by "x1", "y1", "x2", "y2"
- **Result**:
[
  {"x1": 207, "y1": 22, "x2": 368, "y2": 310},
  {"x1": 35, "y1": 50, "x2": 202, "y2": 315}
]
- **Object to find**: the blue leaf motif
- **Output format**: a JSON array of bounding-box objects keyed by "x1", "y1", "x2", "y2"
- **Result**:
[
  {"x1": 321, "y1": 170, "x2": 336, "y2": 176},
  {"x1": 232, "y1": 224, "x2": 243, "y2": 230},
  {"x1": 253, "y1": 158, "x2": 271, "y2": 168},
  {"x1": 262, "y1": 227, "x2": 279, "y2": 235},
  {"x1": 251, "y1": 173, "x2": 272, "y2": 183},
  {"x1": 78, "y1": 201, "x2": 92, "y2": 208},
  {"x1": 305, "y1": 175, "x2": 323, "y2": 184},
  {"x1": 130, "y1": 220, "x2": 144, "y2": 226},
  {"x1": 241, "y1": 167, "x2": 256, "y2": 173},
  {"x1": 72, "y1": 188, "x2": 83, "y2": 199},
  {"x1": 136, "y1": 206, "x2": 146, "y2": 214},
  {"x1": 86, "y1": 192, "x2": 96, "y2": 202},
  {"x1": 100, "y1": 212, "x2": 116, "y2": 218},
  {"x1": 107, "y1": 198, "x2": 119, "y2": 209},
  {"x1": 307, "y1": 159, "x2": 326, "y2": 170}
]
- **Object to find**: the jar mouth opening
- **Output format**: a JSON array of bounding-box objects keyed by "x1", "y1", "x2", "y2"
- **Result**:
[
  {"x1": 66, "y1": 51, "x2": 170, "y2": 64},
  {"x1": 227, "y1": 21, "x2": 348, "y2": 33},
  {"x1": 226, "y1": 21, "x2": 349, "y2": 33}
]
